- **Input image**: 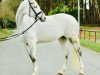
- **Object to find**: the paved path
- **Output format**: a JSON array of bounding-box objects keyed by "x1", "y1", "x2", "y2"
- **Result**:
[{"x1": 0, "y1": 38, "x2": 100, "y2": 75}]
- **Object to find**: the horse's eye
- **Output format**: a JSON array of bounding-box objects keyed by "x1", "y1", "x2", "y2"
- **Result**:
[{"x1": 34, "y1": 6, "x2": 37, "y2": 8}]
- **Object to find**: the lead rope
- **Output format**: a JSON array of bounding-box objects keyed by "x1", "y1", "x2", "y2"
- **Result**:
[{"x1": 0, "y1": 19, "x2": 38, "y2": 41}]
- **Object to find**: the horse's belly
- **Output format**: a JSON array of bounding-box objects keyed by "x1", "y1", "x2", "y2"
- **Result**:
[
  {"x1": 37, "y1": 36, "x2": 58, "y2": 43},
  {"x1": 37, "y1": 29, "x2": 64, "y2": 43}
]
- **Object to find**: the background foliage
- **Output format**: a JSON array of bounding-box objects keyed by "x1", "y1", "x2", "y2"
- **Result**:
[
  {"x1": 0, "y1": 0, "x2": 100, "y2": 29},
  {"x1": 0, "y1": 0, "x2": 22, "y2": 20},
  {"x1": 48, "y1": 4, "x2": 78, "y2": 20},
  {"x1": 0, "y1": 0, "x2": 22, "y2": 28}
]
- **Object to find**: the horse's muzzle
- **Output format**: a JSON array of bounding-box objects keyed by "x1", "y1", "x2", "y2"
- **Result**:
[
  {"x1": 39, "y1": 17, "x2": 46, "y2": 22},
  {"x1": 36, "y1": 12, "x2": 46, "y2": 22}
]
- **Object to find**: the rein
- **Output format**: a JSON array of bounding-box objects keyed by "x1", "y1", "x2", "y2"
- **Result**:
[
  {"x1": 0, "y1": 19, "x2": 38, "y2": 41},
  {"x1": 0, "y1": 0, "x2": 43, "y2": 41}
]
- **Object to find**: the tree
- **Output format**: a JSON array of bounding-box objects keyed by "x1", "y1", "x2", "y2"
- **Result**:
[
  {"x1": 36, "y1": 0, "x2": 78, "y2": 14},
  {"x1": 6, "y1": 0, "x2": 22, "y2": 14},
  {"x1": 0, "y1": 0, "x2": 22, "y2": 21},
  {"x1": 0, "y1": 2, "x2": 14, "y2": 20},
  {"x1": 0, "y1": 0, "x2": 2, "y2": 2},
  {"x1": 81, "y1": 0, "x2": 100, "y2": 24}
]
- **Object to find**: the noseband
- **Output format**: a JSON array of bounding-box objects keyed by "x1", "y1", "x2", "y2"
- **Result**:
[{"x1": 28, "y1": 0, "x2": 43, "y2": 20}]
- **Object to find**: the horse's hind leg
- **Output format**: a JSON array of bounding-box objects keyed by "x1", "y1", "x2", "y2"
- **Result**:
[
  {"x1": 69, "y1": 37, "x2": 84, "y2": 75},
  {"x1": 57, "y1": 36, "x2": 69, "y2": 75}
]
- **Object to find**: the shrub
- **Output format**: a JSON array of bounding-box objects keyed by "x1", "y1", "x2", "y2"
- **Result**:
[
  {"x1": 48, "y1": 4, "x2": 78, "y2": 20},
  {"x1": 7, "y1": 20, "x2": 16, "y2": 29},
  {"x1": 0, "y1": 3, "x2": 15, "y2": 21},
  {"x1": 0, "y1": 18, "x2": 16, "y2": 29},
  {"x1": 3, "y1": 19, "x2": 16, "y2": 29}
]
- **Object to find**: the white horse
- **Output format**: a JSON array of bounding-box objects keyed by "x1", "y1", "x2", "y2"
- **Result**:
[{"x1": 16, "y1": 0, "x2": 84, "y2": 75}]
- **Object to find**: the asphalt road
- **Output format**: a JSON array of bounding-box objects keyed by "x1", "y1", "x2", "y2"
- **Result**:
[{"x1": 0, "y1": 37, "x2": 100, "y2": 75}]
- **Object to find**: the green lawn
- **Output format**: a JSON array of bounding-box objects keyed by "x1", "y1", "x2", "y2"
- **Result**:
[{"x1": 0, "y1": 29, "x2": 13, "y2": 38}]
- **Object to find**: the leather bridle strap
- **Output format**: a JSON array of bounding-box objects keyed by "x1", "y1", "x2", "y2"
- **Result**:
[{"x1": 28, "y1": 0, "x2": 43, "y2": 19}]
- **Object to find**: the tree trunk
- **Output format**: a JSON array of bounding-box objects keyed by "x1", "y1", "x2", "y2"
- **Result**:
[
  {"x1": 0, "y1": 0, "x2": 2, "y2": 2},
  {"x1": 95, "y1": 0, "x2": 100, "y2": 22}
]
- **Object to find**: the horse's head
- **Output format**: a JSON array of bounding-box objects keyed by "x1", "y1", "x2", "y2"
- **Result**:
[{"x1": 28, "y1": 0, "x2": 46, "y2": 22}]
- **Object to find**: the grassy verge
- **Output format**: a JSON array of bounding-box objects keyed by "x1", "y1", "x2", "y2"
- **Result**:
[
  {"x1": 0, "y1": 28, "x2": 13, "y2": 38},
  {"x1": 80, "y1": 39, "x2": 100, "y2": 52},
  {"x1": 80, "y1": 26, "x2": 100, "y2": 52}
]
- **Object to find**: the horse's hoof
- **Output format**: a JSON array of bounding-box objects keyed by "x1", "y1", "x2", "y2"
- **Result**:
[
  {"x1": 79, "y1": 73, "x2": 84, "y2": 75},
  {"x1": 32, "y1": 72, "x2": 38, "y2": 75},
  {"x1": 57, "y1": 73, "x2": 63, "y2": 75}
]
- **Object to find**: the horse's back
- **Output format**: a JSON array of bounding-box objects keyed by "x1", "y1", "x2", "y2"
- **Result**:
[
  {"x1": 35, "y1": 13, "x2": 79, "y2": 42},
  {"x1": 50, "y1": 13, "x2": 77, "y2": 22},
  {"x1": 50, "y1": 13, "x2": 80, "y2": 37}
]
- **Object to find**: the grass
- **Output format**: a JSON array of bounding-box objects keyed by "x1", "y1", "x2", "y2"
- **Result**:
[
  {"x1": 80, "y1": 39, "x2": 100, "y2": 52},
  {"x1": 0, "y1": 28, "x2": 13, "y2": 39},
  {"x1": 80, "y1": 26, "x2": 100, "y2": 52}
]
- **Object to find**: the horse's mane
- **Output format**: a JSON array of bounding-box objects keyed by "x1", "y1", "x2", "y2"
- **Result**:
[{"x1": 16, "y1": 0, "x2": 28, "y2": 25}]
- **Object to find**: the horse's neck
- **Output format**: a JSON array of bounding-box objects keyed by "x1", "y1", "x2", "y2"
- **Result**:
[
  {"x1": 17, "y1": 12, "x2": 25, "y2": 27},
  {"x1": 16, "y1": 0, "x2": 29, "y2": 27}
]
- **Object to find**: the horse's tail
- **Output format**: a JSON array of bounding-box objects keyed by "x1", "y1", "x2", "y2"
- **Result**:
[{"x1": 72, "y1": 45, "x2": 80, "y2": 70}]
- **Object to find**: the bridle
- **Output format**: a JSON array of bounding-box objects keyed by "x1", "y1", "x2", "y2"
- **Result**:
[
  {"x1": 28, "y1": 0, "x2": 43, "y2": 21},
  {"x1": 0, "y1": 0, "x2": 45, "y2": 41}
]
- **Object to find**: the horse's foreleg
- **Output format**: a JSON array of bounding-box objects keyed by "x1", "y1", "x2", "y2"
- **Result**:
[
  {"x1": 69, "y1": 37, "x2": 84, "y2": 75},
  {"x1": 25, "y1": 39, "x2": 38, "y2": 75},
  {"x1": 58, "y1": 38, "x2": 68, "y2": 75}
]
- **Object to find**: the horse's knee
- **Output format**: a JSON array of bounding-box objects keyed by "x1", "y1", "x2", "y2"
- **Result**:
[
  {"x1": 69, "y1": 37, "x2": 82, "y2": 56},
  {"x1": 78, "y1": 48, "x2": 82, "y2": 56},
  {"x1": 65, "y1": 52, "x2": 69, "y2": 59},
  {"x1": 29, "y1": 54, "x2": 36, "y2": 63}
]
